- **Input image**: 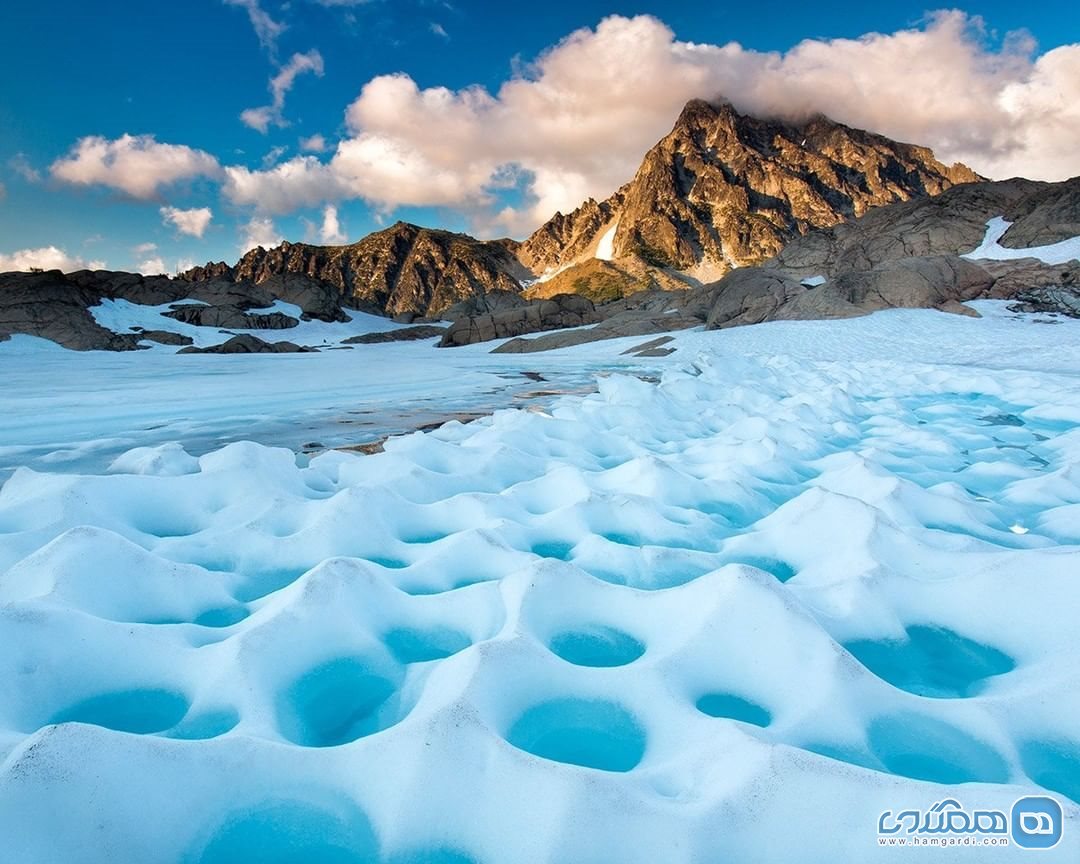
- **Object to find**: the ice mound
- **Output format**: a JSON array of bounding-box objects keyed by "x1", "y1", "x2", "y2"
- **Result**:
[{"x1": 2, "y1": 338, "x2": 1080, "y2": 861}]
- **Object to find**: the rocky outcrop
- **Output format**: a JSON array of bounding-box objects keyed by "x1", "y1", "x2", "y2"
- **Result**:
[
  {"x1": 998, "y1": 178, "x2": 1080, "y2": 248},
  {"x1": 492, "y1": 309, "x2": 698, "y2": 353},
  {"x1": 983, "y1": 260, "x2": 1079, "y2": 300},
  {"x1": 516, "y1": 196, "x2": 624, "y2": 275},
  {"x1": 0, "y1": 268, "x2": 350, "y2": 350},
  {"x1": 161, "y1": 305, "x2": 298, "y2": 330},
  {"x1": 178, "y1": 335, "x2": 316, "y2": 354},
  {"x1": 133, "y1": 330, "x2": 194, "y2": 346},
  {"x1": 770, "y1": 178, "x2": 1078, "y2": 278},
  {"x1": 0, "y1": 270, "x2": 175, "y2": 351},
  {"x1": 695, "y1": 270, "x2": 809, "y2": 329},
  {"x1": 518, "y1": 99, "x2": 979, "y2": 280},
  {"x1": 342, "y1": 325, "x2": 447, "y2": 344},
  {"x1": 814, "y1": 256, "x2": 992, "y2": 313},
  {"x1": 439, "y1": 294, "x2": 601, "y2": 347},
  {"x1": 704, "y1": 175, "x2": 1080, "y2": 325},
  {"x1": 524, "y1": 257, "x2": 693, "y2": 304},
  {"x1": 442, "y1": 290, "x2": 529, "y2": 319},
  {"x1": 1007, "y1": 286, "x2": 1080, "y2": 317},
  {"x1": 487, "y1": 289, "x2": 697, "y2": 353},
  {"x1": 184, "y1": 223, "x2": 529, "y2": 319},
  {"x1": 697, "y1": 253, "x2": 1068, "y2": 330},
  {"x1": 979, "y1": 260, "x2": 1080, "y2": 317}
]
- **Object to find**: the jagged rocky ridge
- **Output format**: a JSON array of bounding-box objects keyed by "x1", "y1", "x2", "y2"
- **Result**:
[
  {"x1": 183, "y1": 222, "x2": 529, "y2": 320},
  {"x1": 516, "y1": 99, "x2": 979, "y2": 289}
]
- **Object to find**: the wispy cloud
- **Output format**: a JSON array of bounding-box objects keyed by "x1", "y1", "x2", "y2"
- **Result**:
[
  {"x1": 241, "y1": 50, "x2": 325, "y2": 133},
  {"x1": 8, "y1": 153, "x2": 42, "y2": 183},
  {"x1": 262, "y1": 145, "x2": 288, "y2": 166},
  {"x1": 429, "y1": 22, "x2": 448, "y2": 39},
  {"x1": 223, "y1": 0, "x2": 286, "y2": 58}
]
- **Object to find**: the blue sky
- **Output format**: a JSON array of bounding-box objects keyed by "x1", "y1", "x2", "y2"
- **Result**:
[{"x1": 2, "y1": 0, "x2": 1078, "y2": 274}]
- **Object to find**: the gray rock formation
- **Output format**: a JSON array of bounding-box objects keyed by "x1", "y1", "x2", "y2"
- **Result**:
[
  {"x1": 491, "y1": 290, "x2": 699, "y2": 353},
  {"x1": 492, "y1": 310, "x2": 698, "y2": 353},
  {"x1": 439, "y1": 294, "x2": 601, "y2": 347},
  {"x1": 0, "y1": 268, "x2": 348, "y2": 350},
  {"x1": 442, "y1": 290, "x2": 529, "y2": 319},
  {"x1": 771, "y1": 178, "x2": 1080, "y2": 278},
  {"x1": 342, "y1": 325, "x2": 447, "y2": 344},
  {"x1": 177, "y1": 335, "x2": 316, "y2": 354},
  {"x1": 162, "y1": 305, "x2": 299, "y2": 330},
  {"x1": 183, "y1": 223, "x2": 530, "y2": 319},
  {"x1": 999, "y1": 179, "x2": 1080, "y2": 248},
  {"x1": 698, "y1": 256, "x2": 994, "y2": 329},
  {"x1": 0, "y1": 270, "x2": 160, "y2": 351}
]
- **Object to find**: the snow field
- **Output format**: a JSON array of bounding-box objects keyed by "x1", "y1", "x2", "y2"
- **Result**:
[{"x1": 1, "y1": 329, "x2": 1080, "y2": 861}]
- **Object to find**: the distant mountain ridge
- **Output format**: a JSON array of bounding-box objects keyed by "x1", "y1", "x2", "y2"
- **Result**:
[{"x1": 179, "y1": 99, "x2": 980, "y2": 316}]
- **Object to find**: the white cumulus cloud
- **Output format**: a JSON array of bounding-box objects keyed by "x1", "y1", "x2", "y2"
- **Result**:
[
  {"x1": 136, "y1": 256, "x2": 168, "y2": 275},
  {"x1": 161, "y1": 206, "x2": 214, "y2": 238},
  {"x1": 319, "y1": 204, "x2": 347, "y2": 243},
  {"x1": 240, "y1": 216, "x2": 283, "y2": 253},
  {"x1": 223, "y1": 155, "x2": 343, "y2": 214},
  {"x1": 51, "y1": 134, "x2": 221, "y2": 200},
  {"x1": 299, "y1": 134, "x2": 327, "y2": 152},
  {"x1": 0, "y1": 246, "x2": 106, "y2": 273}
]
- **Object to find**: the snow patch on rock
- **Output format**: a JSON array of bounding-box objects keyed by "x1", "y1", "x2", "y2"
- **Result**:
[
  {"x1": 594, "y1": 220, "x2": 619, "y2": 262},
  {"x1": 963, "y1": 216, "x2": 1080, "y2": 265}
]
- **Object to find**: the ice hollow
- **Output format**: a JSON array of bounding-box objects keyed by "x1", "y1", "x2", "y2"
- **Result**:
[
  {"x1": 547, "y1": 625, "x2": 646, "y2": 667},
  {"x1": 867, "y1": 713, "x2": 1010, "y2": 785},
  {"x1": 695, "y1": 693, "x2": 772, "y2": 728},
  {"x1": 506, "y1": 698, "x2": 647, "y2": 772},
  {"x1": 276, "y1": 657, "x2": 405, "y2": 747},
  {"x1": 195, "y1": 797, "x2": 379, "y2": 864},
  {"x1": 844, "y1": 625, "x2": 1016, "y2": 698},
  {"x1": 51, "y1": 688, "x2": 190, "y2": 735}
]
